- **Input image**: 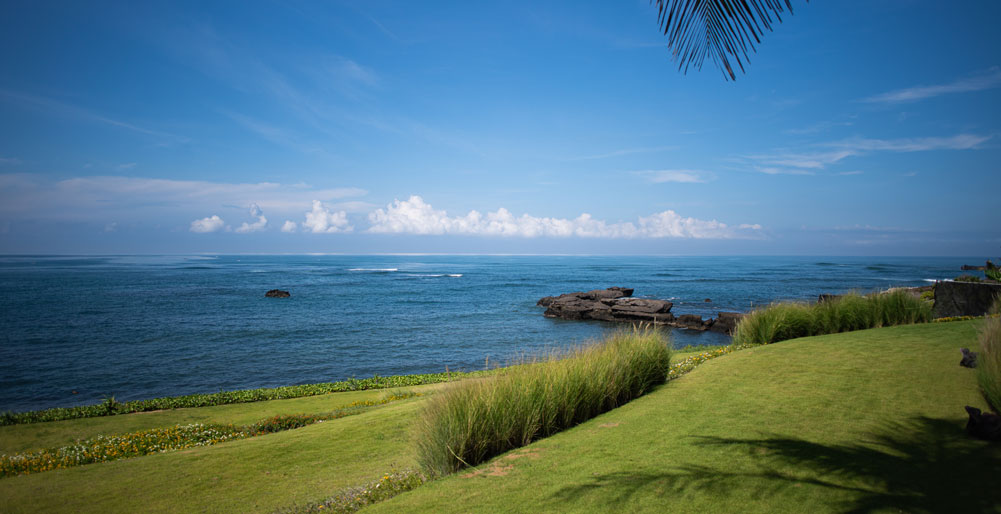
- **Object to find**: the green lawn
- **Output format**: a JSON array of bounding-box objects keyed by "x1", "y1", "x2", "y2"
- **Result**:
[
  {"x1": 371, "y1": 320, "x2": 1000, "y2": 513},
  {"x1": 2, "y1": 321, "x2": 997, "y2": 513}
]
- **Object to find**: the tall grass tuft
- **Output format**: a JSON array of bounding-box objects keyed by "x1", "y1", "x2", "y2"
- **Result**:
[
  {"x1": 414, "y1": 328, "x2": 671, "y2": 476},
  {"x1": 732, "y1": 290, "x2": 932, "y2": 346},
  {"x1": 976, "y1": 296, "x2": 1001, "y2": 413}
]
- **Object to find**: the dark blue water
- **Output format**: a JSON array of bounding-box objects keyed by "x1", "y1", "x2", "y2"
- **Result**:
[{"x1": 0, "y1": 255, "x2": 968, "y2": 413}]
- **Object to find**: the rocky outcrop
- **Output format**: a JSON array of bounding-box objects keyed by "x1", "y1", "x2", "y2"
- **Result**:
[
  {"x1": 960, "y1": 348, "x2": 978, "y2": 368},
  {"x1": 710, "y1": 312, "x2": 745, "y2": 335},
  {"x1": 538, "y1": 287, "x2": 742, "y2": 332},
  {"x1": 932, "y1": 281, "x2": 1001, "y2": 318},
  {"x1": 265, "y1": 289, "x2": 291, "y2": 298}
]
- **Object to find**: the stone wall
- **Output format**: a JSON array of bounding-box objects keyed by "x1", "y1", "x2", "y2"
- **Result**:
[{"x1": 933, "y1": 281, "x2": 1001, "y2": 318}]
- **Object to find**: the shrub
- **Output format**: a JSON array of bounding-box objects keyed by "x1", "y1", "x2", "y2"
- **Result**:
[
  {"x1": 977, "y1": 297, "x2": 1001, "y2": 413},
  {"x1": 955, "y1": 274, "x2": 982, "y2": 283},
  {"x1": 414, "y1": 329, "x2": 671, "y2": 476},
  {"x1": 987, "y1": 260, "x2": 1001, "y2": 282},
  {"x1": 280, "y1": 469, "x2": 428, "y2": 513},
  {"x1": 732, "y1": 291, "x2": 931, "y2": 346}
]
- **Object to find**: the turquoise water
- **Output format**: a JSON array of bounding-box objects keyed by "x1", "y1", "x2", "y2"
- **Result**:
[{"x1": 0, "y1": 255, "x2": 967, "y2": 413}]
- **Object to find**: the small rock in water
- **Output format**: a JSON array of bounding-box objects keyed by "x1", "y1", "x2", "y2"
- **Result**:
[
  {"x1": 960, "y1": 348, "x2": 978, "y2": 368},
  {"x1": 704, "y1": 298, "x2": 712, "y2": 302},
  {"x1": 265, "y1": 289, "x2": 291, "y2": 298},
  {"x1": 965, "y1": 406, "x2": 1001, "y2": 441}
]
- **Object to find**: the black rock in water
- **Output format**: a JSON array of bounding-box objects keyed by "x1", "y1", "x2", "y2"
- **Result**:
[
  {"x1": 265, "y1": 289, "x2": 291, "y2": 298},
  {"x1": 965, "y1": 406, "x2": 1001, "y2": 441},
  {"x1": 537, "y1": 288, "x2": 740, "y2": 332},
  {"x1": 960, "y1": 348, "x2": 978, "y2": 368}
]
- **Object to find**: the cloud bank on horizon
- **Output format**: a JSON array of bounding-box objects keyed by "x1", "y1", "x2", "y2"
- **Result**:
[{"x1": 179, "y1": 194, "x2": 761, "y2": 240}]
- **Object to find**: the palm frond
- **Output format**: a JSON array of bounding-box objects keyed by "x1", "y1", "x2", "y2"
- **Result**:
[{"x1": 653, "y1": 0, "x2": 802, "y2": 80}]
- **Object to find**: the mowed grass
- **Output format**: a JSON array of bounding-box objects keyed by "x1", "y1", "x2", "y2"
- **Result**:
[
  {"x1": 0, "y1": 393, "x2": 427, "y2": 513},
  {"x1": 371, "y1": 320, "x2": 1001, "y2": 513},
  {"x1": 0, "y1": 384, "x2": 444, "y2": 455}
]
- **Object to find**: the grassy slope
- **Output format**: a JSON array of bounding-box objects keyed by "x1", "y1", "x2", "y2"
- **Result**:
[
  {"x1": 3, "y1": 323, "x2": 997, "y2": 513},
  {"x1": 371, "y1": 320, "x2": 1001, "y2": 513},
  {"x1": 0, "y1": 393, "x2": 424, "y2": 513},
  {"x1": 0, "y1": 384, "x2": 445, "y2": 455}
]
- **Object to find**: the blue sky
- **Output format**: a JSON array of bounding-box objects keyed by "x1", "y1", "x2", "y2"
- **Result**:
[{"x1": 0, "y1": 0, "x2": 998, "y2": 255}]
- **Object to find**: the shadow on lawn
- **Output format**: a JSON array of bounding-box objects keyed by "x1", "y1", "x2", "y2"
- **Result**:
[{"x1": 549, "y1": 416, "x2": 1001, "y2": 513}]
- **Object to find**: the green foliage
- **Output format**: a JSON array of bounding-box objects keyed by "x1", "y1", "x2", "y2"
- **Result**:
[
  {"x1": 732, "y1": 291, "x2": 932, "y2": 346},
  {"x1": 1, "y1": 423, "x2": 247, "y2": 478},
  {"x1": 986, "y1": 260, "x2": 1001, "y2": 281},
  {"x1": 1, "y1": 371, "x2": 483, "y2": 426},
  {"x1": 414, "y1": 329, "x2": 671, "y2": 476},
  {"x1": 955, "y1": 274, "x2": 983, "y2": 283},
  {"x1": 977, "y1": 297, "x2": 1001, "y2": 413},
  {"x1": 920, "y1": 290, "x2": 934, "y2": 301},
  {"x1": 280, "y1": 469, "x2": 428, "y2": 513},
  {"x1": 0, "y1": 392, "x2": 422, "y2": 478}
]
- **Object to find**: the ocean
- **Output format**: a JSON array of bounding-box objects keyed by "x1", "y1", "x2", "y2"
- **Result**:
[{"x1": 0, "y1": 255, "x2": 969, "y2": 413}]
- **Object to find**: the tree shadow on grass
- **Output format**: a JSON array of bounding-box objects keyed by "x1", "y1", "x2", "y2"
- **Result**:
[{"x1": 549, "y1": 417, "x2": 1001, "y2": 513}]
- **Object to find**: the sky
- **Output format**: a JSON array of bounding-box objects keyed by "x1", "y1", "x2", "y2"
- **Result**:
[{"x1": 0, "y1": 0, "x2": 999, "y2": 256}]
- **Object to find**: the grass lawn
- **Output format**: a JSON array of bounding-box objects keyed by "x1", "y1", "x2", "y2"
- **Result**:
[
  {"x1": 0, "y1": 391, "x2": 429, "y2": 513},
  {"x1": 2, "y1": 321, "x2": 997, "y2": 512},
  {"x1": 371, "y1": 320, "x2": 1001, "y2": 513},
  {"x1": 0, "y1": 384, "x2": 448, "y2": 455}
]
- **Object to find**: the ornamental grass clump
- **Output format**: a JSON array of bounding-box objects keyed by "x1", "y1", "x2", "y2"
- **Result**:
[
  {"x1": 977, "y1": 297, "x2": 1001, "y2": 413},
  {"x1": 415, "y1": 328, "x2": 671, "y2": 476},
  {"x1": 732, "y1": 290, "x2": 931, "y2": 346}
]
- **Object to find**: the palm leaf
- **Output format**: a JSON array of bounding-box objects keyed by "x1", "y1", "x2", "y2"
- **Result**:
[{"x1": 653, "y1": 0, "x2": 803, "y2": 80}]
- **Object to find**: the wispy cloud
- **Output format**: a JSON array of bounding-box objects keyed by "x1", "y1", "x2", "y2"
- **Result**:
[
  {"x1": 751, "y1": 149, "x2": 857, "y2": 170},
  {"x1": 634, "y1": 169, "x2": 714, "y2": 183},
  {"x1": 568, "y1": 145, "x2": 678, "y2": 161},
  {"x1": 744, "y1": 133, "x2": 991, "y2": 173},
  {"x1": 367, "y1": 196, "x2": 761, "y2": 239},
  {"x1": 0, "y1": 90, "x2": 188, "y2": 143},
  {"x1": 0, "y1": 174, "x2": 366, "y2": 223},
  {"x1": 783, "y1": 120, "x2": 854, "y2": 135},
  {"x1": 863, "y1": 67, "x2": 1001, "y2": 103},
  {"x1": 826, "y1": 134, "x2": 991, "y2": 152}
]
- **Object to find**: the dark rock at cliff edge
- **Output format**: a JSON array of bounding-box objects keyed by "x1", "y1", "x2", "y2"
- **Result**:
[{"x1": 538, "y1": 287, "x2": 743, "y2": 333}]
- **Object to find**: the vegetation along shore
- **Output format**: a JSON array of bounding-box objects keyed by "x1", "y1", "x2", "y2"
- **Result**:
[{"x1": 2, "y1": 288, "x2": 999, "y2": 512}]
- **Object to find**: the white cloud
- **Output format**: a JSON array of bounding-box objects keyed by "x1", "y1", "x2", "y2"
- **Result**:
[
  {"x1": 745, "y1": 133, "x2": 990, "y2": 172},
  {"x1": 635, "y1": 170, "x2": 714, "y2": 183},
  {"x1": 367, "y1": 196, "x2": 760, "y2": 239},
  {"x1": 281, "y1": 220, "x2": 297, "y2": 233},
  {"x1": 235, "y1": 203, "x2": 268, "y2": 233},
  {"x1": 0, "y1": 174, "x2": 367, "y2": 223},
  {"x1": 302, "y1": 200, "x2": 352, "y2": 233},
  {"x1": 863, "y1": 67, "x2": 1001, "y2": 103},
  {"x1": 827, "y1": 134, "x2": 990, "y2": 152},
  {"x1": 754, "y1": 167, "x2": 815, "y2": 176},
  {"x1": 190, "y1": 215, "x2": 225, "y2": 233}
]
